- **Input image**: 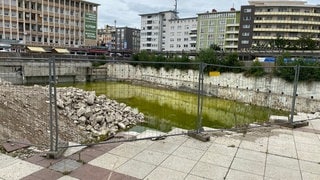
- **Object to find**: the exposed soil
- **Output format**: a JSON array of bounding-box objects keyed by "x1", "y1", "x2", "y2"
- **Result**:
[{"x1": 0, "y1": 84, "x2": 86, "y2": 151}]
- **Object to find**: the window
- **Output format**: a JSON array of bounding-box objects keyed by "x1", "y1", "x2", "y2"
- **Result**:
[
  {"x1": 241, "y1": 40, "x2": 249, "y2": 44},
  {"x1": 242, "y1": 32, "x2": 250, "y2": 36},
  {"x1": 244, "y1": 8, "x2": 252, "y2": 13},
  {"x1": 243, "y1": 16, "x2": 251, "y2": 21}
]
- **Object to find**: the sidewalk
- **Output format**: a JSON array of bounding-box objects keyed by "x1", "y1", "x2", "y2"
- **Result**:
[{"x1": 0, "y1": 117, "x2": 319, "y2": 180}]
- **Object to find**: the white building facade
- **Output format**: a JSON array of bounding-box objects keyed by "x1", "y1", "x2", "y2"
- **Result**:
[
  {"x1": 140, "y1": 11, "x2": 178, "y2": 52},
  {"x1": 164, "y1": 17, "x2": 197, "y2": 52}
]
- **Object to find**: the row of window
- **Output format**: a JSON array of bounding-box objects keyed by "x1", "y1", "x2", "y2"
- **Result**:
[
  {"x1": 255, "y1": 16, "x2": 320, "y2": 21},
  {"x1": 200, "y1": 13, "x2": 237, "y2": 19}
]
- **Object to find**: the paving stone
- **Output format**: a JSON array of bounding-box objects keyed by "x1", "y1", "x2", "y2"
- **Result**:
[
  {"x1": 172, "y1": 145, "x2": 205, "y2": 161},
  {"x1": 200, "y1": 150, "x2": 234, "y2": 168},
  {"x1": 208, "y1": 143, "x2": 237, "y2": 157},
  {"x1": 268, "y1": 144, "x2": 297, "y2": 158},
  {"x1": 184, "y1": 174, "x2": 211, "y2": 180},
  {"x1": 160, "y1": 155, "x2": 197, "y2": 173},
  {"x1": 214, "y1": 136, "x2": 241, "y2": 147},
  {"x1": 299, "y1": 160, "x2": 320, "y2": 175},
  {"x1": 182, "y1": 138, "x2": 212, "y2": 151},
  {"x1": 231, "y1": 157, "x2": 265, "y2": 176},
  {"x1": 236, "y1": 148, "x2": 266, "y2": 163},
  {"x1": 265, "y1": 163, "x2": 302, "y2": 180},
  {"x1": 26, "y1": 154, "x2": 64, "y2": 168},
  {"x1": 57, "y1": 176, "x2": 80, "y2": 180},
  {"x1": 49, "y1": 159, "x2": 82, "y2": 173},
  {"x1": 266, "y1": 154, "x2": 299, "y2": 170},
  {"x1": 108, "y1": 144, "x2": 144, "y2": 158},
  {"x1": 226, "y1": 169, "x2": 263, "y2": 180},
  {"x1": 70, "y1": 164, "x2": 138, "y2": 180},
  {"x1": 295, "y1": 142, "x2": 320, "y2": 153},
  {"x1": 89, "y1": 153, "x2": 128, "y2": 170},
  {"x1": 136, "y1": 129, "x2": 166, "y2": 139},
  {"x1": 301, "y1": 172, "x2": 320, "y2": 180},
  {"x1": 190, "y1": 161, "x2": 228, "y2": 180},
  {"x1": 126, "y1": 139, "x2": 154, "y2": 149},
  {"x1": 147, "y1": 141, "x2": 180, "y2": 154},
  {"x1": 145, "y1": 166, "x2": 187, "y2": 180},
  {"x1": 115, "y1": 159, "x2": 156, "y2": 179},
  {"x1": 2, "y1": 139, "x2": 31, "y2": 152},
  {"x1": 0, "y1": 155, "x2": 43, "y2": 180},
  {"x1": 297, "y1": 150, "x2": 320, "y2": 163},
  {"x1": 240, "y1": 140, "x2": 267, "y2": 153},
  {"x1": 21, "y1": 168, "x2": 63, "y2": 180},
  {"x1": 63, "y1": 142, "x2": 86, "y2": 157},
  {"x1": 133, "y1": 149, "x2": 169, "y2": 165},
  {"x1": 57, "y1": 176, "x2": 79, "y2": 180}
]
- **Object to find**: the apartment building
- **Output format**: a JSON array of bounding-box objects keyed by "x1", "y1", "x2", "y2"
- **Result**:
[
  {"x1": 0, "y1": 0, "x2": 99, "y2": 51},
  {"x1": 115, "y1": 27, "x2": 140, "y2": 52},
  {"x1": 238, "y1": 0, "x2": 320, "y2": 50},
  {"x1": 164, "y1": 17, "x2": 197, "y2": 52},
  {"x1": 97, "y1": 25, "x2": 114, "y2": 48},
  {"x1": 140, "y1": 11, "x2": 178, "y2": 52},
  {"x1": 197, "y1": 9, "x2": 240, "y2": 51}
]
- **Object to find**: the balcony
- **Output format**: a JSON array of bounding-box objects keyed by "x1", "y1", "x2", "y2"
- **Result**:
[
  {"x1": 253, "y1": 28, "x2": 320, "y2": 33},
  {"x1": 254, "y1": 20, "x2": 320, "y2": 25},
  {"x1": 254, "y1": 11, "x2": 320, "y2": 17}
]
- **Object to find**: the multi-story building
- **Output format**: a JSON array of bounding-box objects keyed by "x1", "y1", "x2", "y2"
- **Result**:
[
  {"x1": 140, "y1": 11, "x2": 178, "y2": 52},
  {"x1": 97, "y1": 25, "x2": 115, "y2": 49},
  {"x1": 0, "y1": 0, "x2": 99, "y2": 51},
  {"x1": 164, "y1": 17, "x2": 197, "y2": 52},
  {"x1": 238, "y1": 0, "x2": 320, "y2": 50},
  {"x1": 197, "y1": 9, "x2": 240, "y2": 51},
  {"x1": 115, "y1": 27, "x2": 140, "y2": 52}
]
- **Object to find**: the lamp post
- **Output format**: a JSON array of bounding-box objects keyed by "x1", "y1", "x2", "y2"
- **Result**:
[{"x1": 114, "y1": 20, "x2": 117, "y2": 52}]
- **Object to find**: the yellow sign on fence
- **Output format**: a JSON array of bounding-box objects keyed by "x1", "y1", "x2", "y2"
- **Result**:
[{"x1": 209, "y1": 71, "x2": 220, "y2": 76}]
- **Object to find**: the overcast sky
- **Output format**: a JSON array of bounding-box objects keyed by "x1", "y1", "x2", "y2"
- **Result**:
[{"x1": 94, "y1": 0, "x2": 320, "y2": 29}]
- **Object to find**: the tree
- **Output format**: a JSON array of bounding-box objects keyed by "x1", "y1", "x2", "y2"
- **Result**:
[
  {"x1": 210, "y1": 44, "x2": 222, "y2": 51},
  {"x1": 274, "y1": 35, "x2": 287, "y2": 50}
]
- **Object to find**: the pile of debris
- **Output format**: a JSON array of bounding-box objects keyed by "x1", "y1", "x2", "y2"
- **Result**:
[{"x1": 57, "y1": 87, "x2": 144, "y2": 140}]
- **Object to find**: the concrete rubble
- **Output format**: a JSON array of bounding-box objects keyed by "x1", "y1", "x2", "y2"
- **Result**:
[{"x1": 57, "y1": 87, "x2": 145, "y2": 139}]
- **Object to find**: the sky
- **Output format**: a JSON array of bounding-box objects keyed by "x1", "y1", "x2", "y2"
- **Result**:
[{"x1": 94, "y1": 0, "x2": 320, "y2": 29}]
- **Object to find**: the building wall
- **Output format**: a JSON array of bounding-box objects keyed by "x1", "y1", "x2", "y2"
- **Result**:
[
  {"x1": 239, "y1": 0, "x2": 320, "y2": 50},
  {"x1": 196, "y1": 10, "x2": 240, "y2": 51},
  {"x1": 140, "y1": 11, "x2": 178, "y2": 52},
  {"x1": 164, "y1": 18, "x2": 197, "y2": 52},
  {"x1": 116, "y1": 27, "x2": 140, "y2": 52},
  {"x1": 0, "y1": 0, "x2": 98, "y2": 48}
]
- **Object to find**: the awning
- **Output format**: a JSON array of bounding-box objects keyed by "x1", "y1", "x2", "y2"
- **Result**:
[
  {"x1": 27, "y1": 46, "x2": 46, "y2": 53},
  {"x1": 53, "y1": 48, "x2": 70, "y2": 54}
]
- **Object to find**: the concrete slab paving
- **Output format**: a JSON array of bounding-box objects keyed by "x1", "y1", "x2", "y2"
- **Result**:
[
  {"x1": 266, "y1": 154, "x2": 299, "y2": 170},
  {"x1": 144, "y1": 166, "x2": 187, "y2": 180},
  {"x1": 133, "y1": 149, "x2": 169, "y2": 165},
  {"x1": 225, "y1": 169, "x2": 263, "y2": 180},
  {"x1": 235, "y1": 148, "x2": 266, "y2": 163},
  {"x1": 49, "y1": 159, "x2": 82, "y2": 173},
  {"x1": 0, "y1": 154, "x2": 43, "y2": 180},
  {"x1": 160, "y1": 155, "x2": 197, "y2": 173},
  {"x1": 200, "y1": 150, "x2": 234, "y2": 168},
  {"x1": 108, "y1": 143, "x2": 144, "y2": 158},
  {"x1": 88, "y1": 152, "x2": 128, "y2": 170},
  {"x1": 172, "y1": 145, "x2": 205, "y2": 161},
  {"x1": 115, "y1": 159, "x2": 156, "y2": 179},
  {"x1": 264, "y1": 164, "x2": 302, "y2": 180},
  {"x1": 2, "y1": 119, "x2": 320, "y2": 180},
  {"x1": 63, "y1": 142, "x2": 86, "y2": 157},
  {"x1": 231, "y1": 157, "x2": 265, "y2": 176},
  {"x1": 299, "y1": 160, "x2": 320, "y2": 175},
  {"x1": 57, "y1": 176, "x2": 79, "y2": 180},
  {"x1": 190, "y1": 161, "x2": 228, "y2": 180}
]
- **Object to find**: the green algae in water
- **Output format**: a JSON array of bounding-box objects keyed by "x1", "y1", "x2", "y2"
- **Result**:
[{"x1": 68, "y1": 82, "x2": 289, "y2": 132}]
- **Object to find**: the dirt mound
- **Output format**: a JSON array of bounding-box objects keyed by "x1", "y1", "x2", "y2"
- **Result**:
[{"x1": 0, "y1": 83, "x2": 86, "y2": 149}]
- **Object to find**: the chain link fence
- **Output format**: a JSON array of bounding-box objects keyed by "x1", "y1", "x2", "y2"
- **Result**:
[{"x1": 0, "y1": 56, "x2": 318, "y2": 156}]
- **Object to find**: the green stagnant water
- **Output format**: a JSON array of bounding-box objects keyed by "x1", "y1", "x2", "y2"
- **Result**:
[{"x1": 64, "y1": 82, "x2": 288, "y2": 132}]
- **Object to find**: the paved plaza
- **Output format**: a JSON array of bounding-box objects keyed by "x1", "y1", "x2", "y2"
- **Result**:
[{"x1": 0, "y1": 116, "x2": 320, "y2": 180}]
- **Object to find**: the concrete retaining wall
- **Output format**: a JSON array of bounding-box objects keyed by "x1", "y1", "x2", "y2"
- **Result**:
[{"x1": 101, "y1": 64, "x2": 320, "y2": 113}]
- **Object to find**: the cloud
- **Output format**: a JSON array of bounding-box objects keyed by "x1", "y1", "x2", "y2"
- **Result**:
[{"x1": 95, "y1": 0, "x2": 319, "y2": 29}]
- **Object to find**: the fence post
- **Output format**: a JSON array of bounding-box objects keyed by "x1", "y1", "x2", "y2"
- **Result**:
[
  {"x1": 289, "y1": 65, "x2": 300, "y2": 124},
  {"x1": 48, "y1": 57, "x2": 59, "y2": 154},
  {"x1": 196, "y1": 62, "x2": 206, "y2": 133}
]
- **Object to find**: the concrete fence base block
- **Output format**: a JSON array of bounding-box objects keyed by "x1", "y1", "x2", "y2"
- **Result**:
[{"x1": 187, "y1": 131, "x2": 210, "y2": 142}]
